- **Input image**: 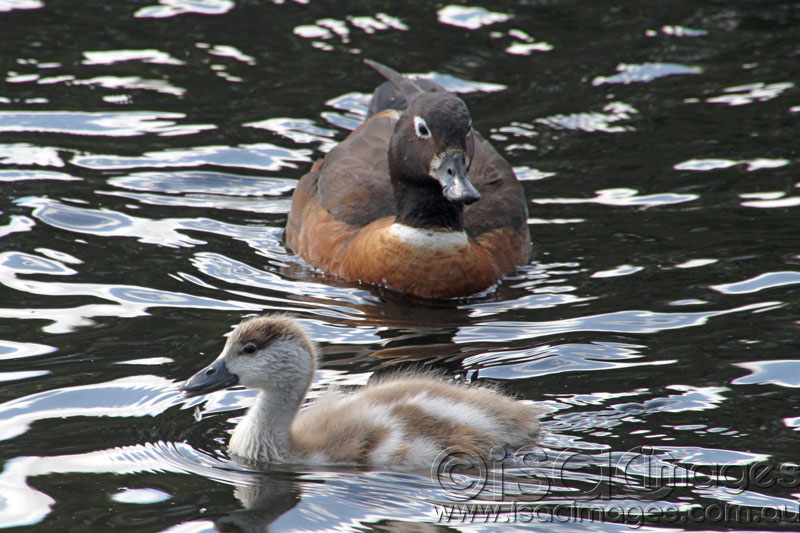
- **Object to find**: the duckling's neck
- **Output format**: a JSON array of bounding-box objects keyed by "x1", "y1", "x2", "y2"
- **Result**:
[
  {"x1": 228, "y1": 387, "x2": 305, "y2": 464},
  {"x1": 392, "y1": 180, "x2": 464, "y2": 231}
]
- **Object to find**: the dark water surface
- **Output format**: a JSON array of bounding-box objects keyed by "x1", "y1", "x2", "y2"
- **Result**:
[{"x1": 1, "y1": 1, "x2": 799, "y2": 531}]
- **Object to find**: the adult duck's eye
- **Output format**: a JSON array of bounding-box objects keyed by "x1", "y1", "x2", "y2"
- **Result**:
[
  {"x1": 241, "y1": 343, "x2": 257, "y2": 355},
  {"x1": 414, "y1": 116, "x2": 431, "y2": 139}
]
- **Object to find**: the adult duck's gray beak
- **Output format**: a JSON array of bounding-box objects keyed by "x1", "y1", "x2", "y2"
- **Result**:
[
  {"x1": 180, "y1": 358, "x2": 239, "y2": 398},
  {"x1": 432, "y1": 151, "x2": 480, "y2": 205}
]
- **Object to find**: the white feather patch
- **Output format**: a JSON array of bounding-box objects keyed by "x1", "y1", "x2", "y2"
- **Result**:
[
  {"x1": 405, "y1": 392, "x2": 499, "y2": 434},
  {"x1": 389, "y1": 223, "x2": 469, "y2": 250}
]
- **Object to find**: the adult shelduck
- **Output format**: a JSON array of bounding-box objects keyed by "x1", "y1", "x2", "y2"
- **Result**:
[{"x1": 284, "y1": 61, "x2": 530, "y2": 298}]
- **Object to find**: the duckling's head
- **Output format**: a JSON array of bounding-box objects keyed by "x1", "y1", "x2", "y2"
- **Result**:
[{"x1": 181, "y1": 315, "x2": 317, "y2": 399}]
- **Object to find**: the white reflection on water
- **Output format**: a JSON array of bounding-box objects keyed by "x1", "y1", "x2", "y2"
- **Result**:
[
  {"x1": 437, "y1": 5, "x2": 511, "y2": 30},
  {"x1": 0, "y1": 143, "x2": 64, "y2": 166},
  {"x1": 0, "y1": 440, "x2": 237, "y2": 528},
  {"x1": 466, "y1": 341, "x2": 672, "y2": 381},
  {"x1": 0, "y1": 0, "x2": 43, "y2": 12},
  {"x1": 109, "y1": 170, "x2": 296, "y2": 196},
  {"x1": 532, "y1": 187, "x2": 698, "y2": 207},
  {"x1": 111, "y1": 487, "x2": 172, "y2": 504},
  {"x1": 0, "y1": 370, "x2": 49, "y2": 383},
  {"x1": 0, "y1": 249, "x2": 256, "y2": 332},
  {"x1": 83, "y1": 49, "x2": 185, "y2": 66},
  {"x1": 711, "y1": 271, "x2": 800, "y2": 295},
  {"x1": 706, "y1": 81, "x2": 794, "y2": 106},
  {"x1": 732, "y1": 360, "x2": 800, "y2": 388},
  {"x1": 71, "y1": 143, "x2": 311, "y2": 171},
  {"x1": 103, "y1": 170, "x2": 297, "y2": 213},
  {"x1": 0, "y1": 111, "x2": 210, "y2": 135},
  {"x1": 294, "y1": 13, "x2": 407, "y2": 51},
  {"x1": 674, "y1": 157, "x2": 789, "y2": 172},
  {"x1": 552, "y1": 386, "x2": 730, "y2": 434},
  {"x1": 0, "y1": 375, "x2": 180, "y2": 441},
  {"x1": 135, "y1": 0, "x2": 234, "y2": 19},
  {"x1": 245, "y1": 117, "x2": 339, "y2": 152},
  {"x1": 20, "y1": 197, "x2": 208, "y2": 247},
  {"x1": 534, "y1": 102, "x2": 638, "y2": 134},
  {"x1": 592, "y1": 63, "x2": 702, "y2": 86},
  {"x1": 0, "y1": 340, "x2": 56, "y2": 360},
  {"x1": 455, "y1": 302, "x2": 777, "y2": 344},
  {"x1": 0, "y1": 169, "x2": 80, "y2": 182}
]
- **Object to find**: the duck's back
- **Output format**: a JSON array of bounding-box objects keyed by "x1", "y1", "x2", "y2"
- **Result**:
[
  {"x1": 285, "y1": 110, "x2": 397, "y2": 242},
  {"x1": 288, "y1": 376, "x2": 541, "y2": 469}
]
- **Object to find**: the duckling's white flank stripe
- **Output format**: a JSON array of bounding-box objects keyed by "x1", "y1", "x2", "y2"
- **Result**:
[
  {"x1": 389, "y1": 223, "x2": 469, "y2": 249},
  {"x1": 405, "y1": 393, "x2": 499, "y2": 434},
  {"x1": 370, "y1": 427, "x2": 405, "y2": 465}
]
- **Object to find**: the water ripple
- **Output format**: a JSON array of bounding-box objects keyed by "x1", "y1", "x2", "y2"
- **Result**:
[
  {"x1": 592, "y1": 63, "x2": 702, "y2": 86},
  {"x1": 245, "y1": 118, "x2": 338, "y2": 152},
  {"x1": 0, "y1": 0, "x2": 42, "y2": 12},
  {"x1": 454, "y1": 302, "x2": 777, "y2": 343},
  {"x1": 294, "y1": 13, "x2": 407, "y2": 52},
  {"x1": 0, "y1": 340, "x2": 56, "y2": 360},
  {"x1": 0, "y1": 440, "x2": 246, "y2": 528},
  {"x1": 732, "y1": 360, "x2": 800, "y2": 388},
  {"x1": 20, "y1": 197, "x2": 205, "y2": 247},
  {"x1": 0, "y1": 111, "x2": 214, "y2": 137},
  {"x1": 82, "y1": 49, "x2": 185, "y2": 66},
  {"x1": 533, "y1": 187, "x2": 697, "y2": 207},
  {"x1": 109, "y1": 170, "x2": 295, "y2": 196},
  {"x1": 706, "y1": 81, "x2": 794, "y2": 106},
  {"x1": 437, "y1": 5, "x2": 511, "y2": 30},
  {"x1": 72, "y1": 75, "x2": 188, "y2": 98},
  {"x1": 554, "y1": 386, "x2": 729, "y2": 433},
  {"x1": 0, "y1": 169, "x2": 80, "y2": 182},
  {"x1": 71, "y1": 143, "x2": 311, "y2": 171},
  {"x1": 0, "y1": 143, "x2": 64, "y2": 167},
  {"x1": 711, "y1": 271, "x2": 800, "y2": 295},
  {"x1": 0, "y1": 250, "x2": 254, "y2": 332},
  {"x1": 135, "y1": 0, "x2": 234, "y2": 19},
  {"x1": 465, "y1": 341, "x2": 672, "y2": 381},
  {"x1": 0, "y1": 215, "x2": 34, "y2": 239},
  {"x1": 534, "y1": 102, "x2": 637, "y2": 134},
  {"x1": 674, "y1": 157, "x2": 789, "y2": 172},
  {"x1": 0, "y1": 375, "x2": 180, "y2": 441}
]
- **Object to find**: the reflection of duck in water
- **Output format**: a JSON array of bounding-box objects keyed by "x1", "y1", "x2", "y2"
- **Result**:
[
  {"x1": 214, "y1": 470, "x2": 443, "y2": 533},
  {"x1": 214, "y1": 472, "x2": 301, "y2": 533},
  {"x1": 181, "y1": 315, "x2": 541, "y2": 469}
]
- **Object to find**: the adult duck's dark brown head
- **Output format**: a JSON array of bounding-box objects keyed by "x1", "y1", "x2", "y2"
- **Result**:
[{"x1": 366, "y1": 60, "x2": 480, "y2": 231}]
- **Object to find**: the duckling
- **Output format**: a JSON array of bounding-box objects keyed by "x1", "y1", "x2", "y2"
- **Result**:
[
  {"x1": 180, "y1": 315, "x2": 541, "y2": 469},
  {"x1": 284, "y1": 61, "x2": 530, "y2": 298}
]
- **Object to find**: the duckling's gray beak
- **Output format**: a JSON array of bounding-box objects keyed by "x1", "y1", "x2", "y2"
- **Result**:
[
  {"x1": 432, "y1": 152, "x2": 480, "y2": 205},
  {"x1": 180, "y1": 358, "x2": 239, "y2": 398}
]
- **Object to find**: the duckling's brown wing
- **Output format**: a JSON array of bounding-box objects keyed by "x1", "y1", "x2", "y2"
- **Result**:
[
  {"x1": 284, "y1": 110, "x2": 398, "y2": 257},
  {"x1": 465, "y1": 132, "x2": 531, "y2": 273}
]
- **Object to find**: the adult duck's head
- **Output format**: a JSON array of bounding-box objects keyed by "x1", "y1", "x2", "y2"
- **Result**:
[{"x1": 366, "y1": 60, "x2": 480, "y2": 231}]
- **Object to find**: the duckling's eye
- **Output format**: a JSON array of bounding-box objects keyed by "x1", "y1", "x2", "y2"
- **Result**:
[
  {"x1": 414, "y1": 116, "x2": 431, "y2": 139},
  {"x1": 241, "y1": 343, "x2": 257, "y2": 355}
]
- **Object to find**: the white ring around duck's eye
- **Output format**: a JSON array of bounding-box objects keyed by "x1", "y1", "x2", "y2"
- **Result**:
[{"x1": 414, "y1": 115, "x2": 431, "y2": 139}]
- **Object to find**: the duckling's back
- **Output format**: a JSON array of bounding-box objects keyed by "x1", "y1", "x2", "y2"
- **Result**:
[{"x1": 288, "y1": 375, "x2": 542, "y2": 469}]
